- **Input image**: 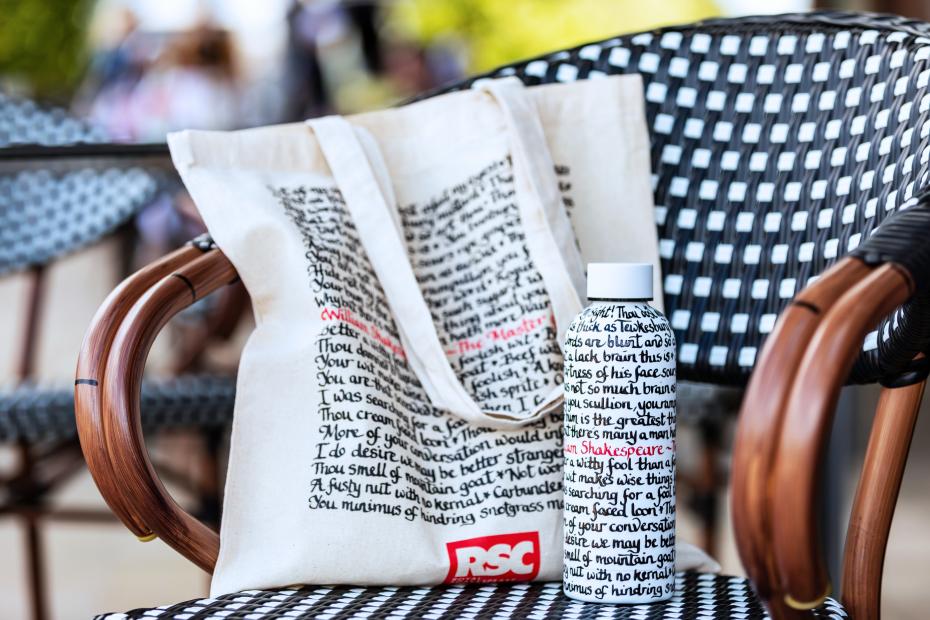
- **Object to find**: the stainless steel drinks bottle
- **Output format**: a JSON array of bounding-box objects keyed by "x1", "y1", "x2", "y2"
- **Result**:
[{"x1": 563, "y1": 262, "x2": 676, "y2": 604}]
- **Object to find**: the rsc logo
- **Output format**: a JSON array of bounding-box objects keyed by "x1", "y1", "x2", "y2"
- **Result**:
[{"x1": 444, "y1": 531, "x2": 540, "y2": 584}]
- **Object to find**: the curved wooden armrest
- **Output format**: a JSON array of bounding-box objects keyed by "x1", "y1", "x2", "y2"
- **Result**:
[
  {"x1": 75, "y1": 246, "x2": 237, "y2": 572},
  {"x1": 730, "y1": 257, "x2": 871, "y2": 603},
  {"x1": 75, "y1": 244, "x2": 203, "y2": 537},
  {"x1": 170, "y1": 280, "x2": 249, "y2": 375},
  {"x1": 769, "y1": 263, "x2": 913, "y2": 609}
]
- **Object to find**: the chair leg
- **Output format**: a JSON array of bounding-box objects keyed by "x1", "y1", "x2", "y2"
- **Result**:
[
  {"x1": 24, "y1": 512, "x2": 47, "y2": 620},
  {"x1": 692, "y1": 417, "x2": 722, "y2": 556},
  {"x1": 17, "y1": 443, "x2": 48, "y2": 620},
  {"x1": 17, "y1": 261, "x2": 48, "y2": 620},
  {"x1": 200, "y1": 429, "x2": 224, "y2": 595},
  {"x1": 841, "y1": 377, "x2": 926, "y2": 619},
  {"x1": 199, "y1": 429, "x2": 224, "y2": 529}
]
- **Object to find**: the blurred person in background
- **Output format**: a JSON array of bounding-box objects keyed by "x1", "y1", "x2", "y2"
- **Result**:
[
  {"x1": 72, "y1": 6, "x2": 150, "y2": 139},
  {"x1": 283, "y1": 0, "x2": 343, "y2": 119},
  {"x1": 137, "y1": 24, "x2": 240, "y2": 135},
  {"x1": 78, "y1": 12, "x2": 243, "y2": 258},
  {"x1": 81, "y1": 17, "x2": 241, "y2": 141},
  {"x1": 280, "y1": 0, "x2": 464, "y2": 118}
]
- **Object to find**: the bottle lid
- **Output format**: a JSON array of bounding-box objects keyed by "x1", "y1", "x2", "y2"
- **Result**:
[{"x1": 587, "y1": 262, "x2": 653, "y2": 301}]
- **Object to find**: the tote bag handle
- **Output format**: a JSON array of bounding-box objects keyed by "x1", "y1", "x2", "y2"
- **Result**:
[{"x1": 307, "y1": 79, "x2": 583, "y2": 428}]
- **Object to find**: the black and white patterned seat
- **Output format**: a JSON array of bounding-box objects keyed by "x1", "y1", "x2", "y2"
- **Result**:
[
  {"x1": 0, "y1": 93, "x2": 159, "y2": 276},
  {"x1": 0, "y1": 375, "x2": 235, "y2": 444},
  {"x1": 439, "y1": 11, "x2": 930, "y2": 386},
  {"x1": 95, "y1": 573, "x2": 846, "y2": 619}
]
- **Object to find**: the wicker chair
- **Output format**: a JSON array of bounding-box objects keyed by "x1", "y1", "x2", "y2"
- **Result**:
[
  {"x1": 77, "y1": 11, "x2": 930, "y2": 619},
  {"x1": 0, "y1": 95, "x2": 238, "y2": 620}
]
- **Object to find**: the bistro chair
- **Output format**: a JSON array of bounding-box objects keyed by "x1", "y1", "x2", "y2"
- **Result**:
[
  {"x1": 0, "y1": 94, "x2": 238, "y2": 620},
  {"x1": 78, "y1": 11, "x2": 930, "y2": 619}
]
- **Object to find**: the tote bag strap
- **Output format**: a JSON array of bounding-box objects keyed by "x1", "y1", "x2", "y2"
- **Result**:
[
  {"x1": 307, "y1": 116, "x2": 487, "y2": 426},
  {"x1": 478, "y1": 77, "x2": 586, "y2": 327},
  {"x1": 308, "y1": 81, "x2": 582, "y2": 428}
]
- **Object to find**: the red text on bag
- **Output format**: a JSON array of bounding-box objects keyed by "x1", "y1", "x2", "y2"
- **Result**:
[{"x1": 444, "y1": 531, "x2": 540, "y2": 584}]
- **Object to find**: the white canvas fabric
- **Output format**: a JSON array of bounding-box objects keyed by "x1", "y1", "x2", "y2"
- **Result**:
[{"x1": 168, "y1": 75, "x2": 711, "y2": 597}]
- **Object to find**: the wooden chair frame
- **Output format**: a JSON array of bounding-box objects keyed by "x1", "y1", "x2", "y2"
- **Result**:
[
  {"x1": 732, "y1": 258, "x2": 921, "y2": 619},
  {"x1": 76, "y1": 247, "x2": 924, "y2": 619}
]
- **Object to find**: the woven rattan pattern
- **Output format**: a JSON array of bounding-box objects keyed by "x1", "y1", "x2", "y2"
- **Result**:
[
  {"x1": 0, "y1": 375, "x2": 234, "y2": 443},
  {"x1": 0, "y1": 93, "x2": 106, "y2": 147},
  {"x1": 430, "y1": 11, "x2": 930, "y2": 385},
  {"x1": 96, "y1": 573, "x2": 846, "y2": 619},
  {"x1": 0, "y1": 94, "x2": 159, "y2": 275}
]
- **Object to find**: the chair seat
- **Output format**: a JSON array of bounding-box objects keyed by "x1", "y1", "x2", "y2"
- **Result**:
[
  {"x1": 96, "y1": 573, "x2": 846, "y2": 619},
  {"x1": 0, "y1": 374, "x2": 235, "y2": 443}
]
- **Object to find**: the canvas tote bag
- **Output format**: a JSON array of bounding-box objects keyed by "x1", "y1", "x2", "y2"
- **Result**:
[{"x1": 169, "y1": 75, "x2": 709, "y2": 596}]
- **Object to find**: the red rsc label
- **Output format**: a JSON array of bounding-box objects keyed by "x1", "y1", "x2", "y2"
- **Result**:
[{"x1": 444, "y1": 531, "x2": 540, "y2": 584}]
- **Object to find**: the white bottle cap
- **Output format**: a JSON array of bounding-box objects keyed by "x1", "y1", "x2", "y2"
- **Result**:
[{"x1": 586, "y1": 262, "x2": 653, "y2": 301}]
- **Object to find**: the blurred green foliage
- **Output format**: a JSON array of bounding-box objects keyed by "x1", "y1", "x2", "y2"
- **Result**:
[
  {"x1": 388, "y1": 0, "x2": 721, "y2": 71},
  {"x1": 0, "y1": 0, "x2": 95, "y2": 101}
]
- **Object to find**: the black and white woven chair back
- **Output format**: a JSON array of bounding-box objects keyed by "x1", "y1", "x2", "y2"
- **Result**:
[
  {"x1": 443, "y1": 11, "x2": 930, "y2": 386},
  {"x1": 0, "y1": 93, "x2": 159, "y2": 276}
]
